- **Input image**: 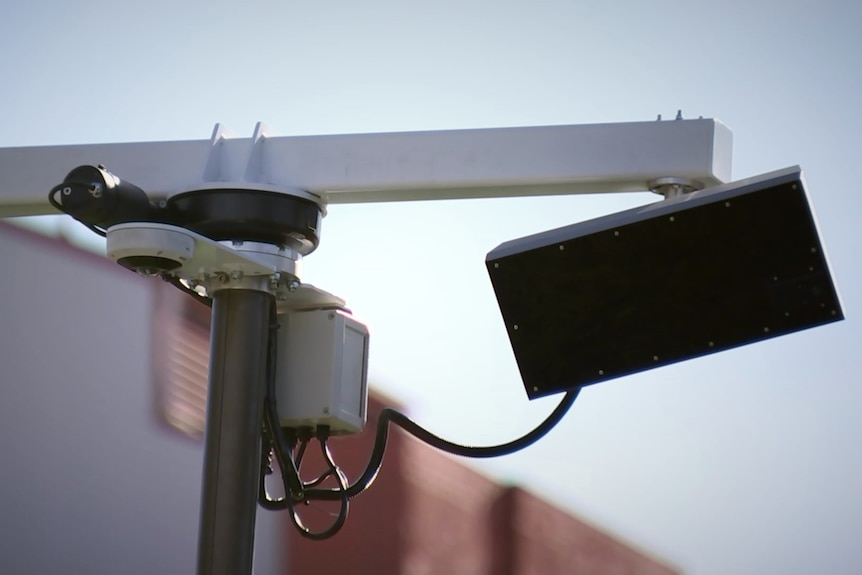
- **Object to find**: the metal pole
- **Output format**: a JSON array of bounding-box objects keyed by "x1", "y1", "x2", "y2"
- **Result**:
[{"x1": 197, "y1": 288, "x2": 273, "y2": 575}]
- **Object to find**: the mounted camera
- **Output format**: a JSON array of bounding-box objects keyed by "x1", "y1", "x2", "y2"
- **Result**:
[{"x1": 48, "y1": 165, "x2": 154, "y2": 235}]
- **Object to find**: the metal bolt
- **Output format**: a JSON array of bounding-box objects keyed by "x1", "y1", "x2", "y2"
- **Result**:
[
  {"x1": 493, "y1": 262, "x2": 499, "y2": 268},
  {"x1": 559, "y1": 245, "x2": 565, "y2": 251},
  {"x1": 230, "y1": 270, "x2": 243, "y2": 280},
  {"x1": 598, "y1": 369, "x2": 604, "y2": 375},
  {"x1": 288, "y1": 280, "x2": 300, "y2": 293},
  {"x1": 269, "y1": 273, "x2": 280, "y2": 290},
  {"x1": 216, "y1": 272, "x2": 229, "y2": 284}
]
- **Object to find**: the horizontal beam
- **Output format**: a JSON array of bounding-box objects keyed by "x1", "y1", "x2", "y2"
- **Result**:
[
  {"x1": 0, "y1": 119, "x2": 732, "y2": 218},
  {"x1": 0, "y1": 140, "x2": 209, "y2": 217}
]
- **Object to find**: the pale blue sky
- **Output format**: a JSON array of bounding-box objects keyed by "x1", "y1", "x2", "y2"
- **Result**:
[{"x1": 2, "y1": 1, "x2": 861, "y2": 573}]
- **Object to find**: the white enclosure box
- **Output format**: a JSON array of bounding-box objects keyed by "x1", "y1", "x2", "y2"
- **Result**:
[{"x1": 275, "y1": 309, "x2": 369, "y2": 435}]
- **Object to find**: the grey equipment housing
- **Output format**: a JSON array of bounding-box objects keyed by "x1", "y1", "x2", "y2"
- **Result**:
[{"x1": 486, "y1": 166, "x2": 844, "y2": 399}]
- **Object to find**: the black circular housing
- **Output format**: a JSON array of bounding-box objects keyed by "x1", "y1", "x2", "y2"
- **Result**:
[
  {"x1": 117, "y1": 255, "x2": 182, "y2": 273},
  {"x1": 167, "y1": 189, "x2": 323, "y2": 254}
]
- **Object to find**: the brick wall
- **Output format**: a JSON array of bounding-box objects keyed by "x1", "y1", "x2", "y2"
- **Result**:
[{"x1": 286, "y1": 394, "x2": 680, "y2": 575}]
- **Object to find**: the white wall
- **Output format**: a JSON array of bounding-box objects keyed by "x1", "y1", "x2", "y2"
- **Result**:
[{"x1": 0, "y1": 223, "x2": 281, "y2": 574}]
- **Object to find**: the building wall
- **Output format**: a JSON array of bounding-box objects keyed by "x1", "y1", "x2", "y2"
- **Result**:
[
  {"x1": 287, "y1": 394, "x2": 680, "y2": 575},
  {"x1": 0, "y1": 223, "x2": 281, "y2": 574},
  {"x1": 285, "y1": 393, "x2": 407, "y2": 575},
  {"x1": 0, "y1": 222, "x2": 676, "y2": 575},
  {"x1": 401, "y1": 437, "x2": 502, "y2": 575},
  {"x1": 506, "y1": 487, "x2": 678, "y2": 575}
]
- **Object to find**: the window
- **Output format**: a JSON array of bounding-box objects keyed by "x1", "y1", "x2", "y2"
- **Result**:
[{"x1": 152, "y1": 282, "x2": 211, "y2": 439}]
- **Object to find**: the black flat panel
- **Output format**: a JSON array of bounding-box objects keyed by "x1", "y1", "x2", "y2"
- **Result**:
[{"x1": 487, "y1": 169, "x2": 843, "y2": 399}]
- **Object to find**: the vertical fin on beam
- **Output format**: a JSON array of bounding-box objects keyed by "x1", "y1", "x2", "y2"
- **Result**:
[
  {"x1": 244, "y1": 122, "x2": 274, "y2": 185},
  {"x1": 203, "y1": 123, "x2": 239, "y2": 183}
]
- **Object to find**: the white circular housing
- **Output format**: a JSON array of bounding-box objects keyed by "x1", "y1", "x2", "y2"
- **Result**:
[{"x1": 107, "y1": 223, "x2": 195, "y2": 270}]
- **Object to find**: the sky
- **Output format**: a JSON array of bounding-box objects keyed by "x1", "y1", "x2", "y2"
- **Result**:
[{"x1": 1, "y1": 0, "x2": 860, "y2": 573}]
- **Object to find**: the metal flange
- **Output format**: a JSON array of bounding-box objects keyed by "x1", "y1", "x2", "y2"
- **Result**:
[
  {"x1": 106, "y1": 222, "x2": 346, "y2": 309},
  {"x1": 648, "y1": 176, "x2": 704, "y2": 198}
]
